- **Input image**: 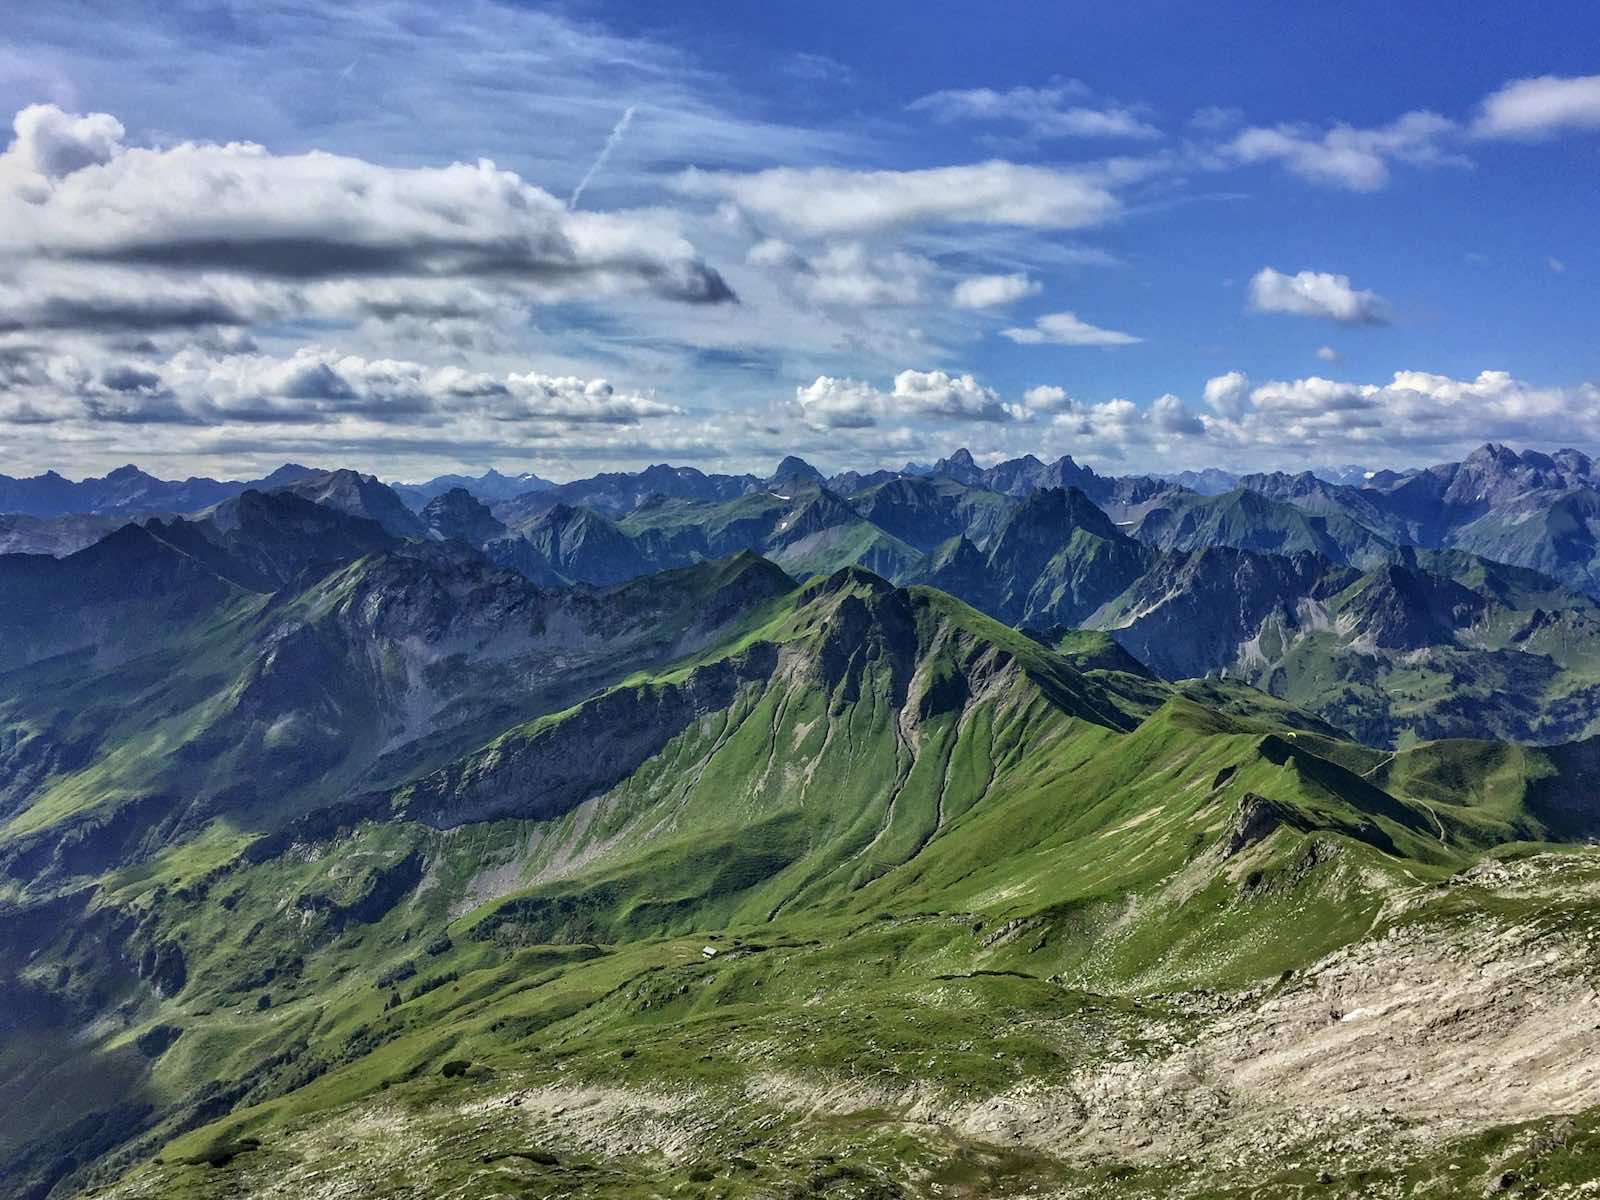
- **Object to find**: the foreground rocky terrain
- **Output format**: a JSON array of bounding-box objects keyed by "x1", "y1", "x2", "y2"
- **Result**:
[{"x1": 87, "y1": 852, "x2": 1600, "y2": 1200}]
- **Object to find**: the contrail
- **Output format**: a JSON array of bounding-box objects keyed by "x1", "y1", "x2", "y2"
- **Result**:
[{"x1": 568, "y1": 105, "x2": 637, "y2": 211}]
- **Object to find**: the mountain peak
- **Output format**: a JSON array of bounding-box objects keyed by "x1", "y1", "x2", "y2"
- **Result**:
[
  {"x1": 768, "y1": 456, "x2": 826, "y2": 486},
  {"x1": 1465, "y1": 442, "x2": 1522, "y2": 468},
  {"x1": 421, "y1": 487, "x2": 505, "y2": 546},
  {"x1": 260, "y1": 463, "x2": 320, "y2": 484},
  {"x1": 929, "y1": 448, "x2": 985, "y2": 485}
]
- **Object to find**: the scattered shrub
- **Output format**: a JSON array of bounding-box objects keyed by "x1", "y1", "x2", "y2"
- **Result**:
[{"x1": 375, "y1": 961, "x2": 417, "y2": 989}]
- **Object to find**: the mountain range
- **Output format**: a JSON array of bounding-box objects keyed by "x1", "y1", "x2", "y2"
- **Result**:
[{"x1": 6, "y1": 445, "x2": 1600, "y2": 1197}]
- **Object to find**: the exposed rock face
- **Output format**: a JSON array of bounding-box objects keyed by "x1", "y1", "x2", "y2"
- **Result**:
[
  {"x1": 1338, "y1": 563, "x2": 1484, "y2": 650},
  {"x1": 421, "y1": 487, "x2": 506, "y2": 546},
  {"x1": 1245, "y1": 443, "x2": 1600, "y2": 598},
  {"x1": 850, "y1": 477, "x2": 973, "y2": 553},
  {"x1": 135, "y1": 1023, "x2": 182, "y2": 1058},
  {"x1": 395, "y1": 643, "x2": 782, "y2": 828},
  {"x1": 913, "y1": 486, "x2": 1151, "y2": 628},
  {"x1": 274, "y1": 469, "x2": 425, "y2": 539},
  {"x1": 520, "y1": 504, "x2": 651, "y2": 586},
  {"x1": 292, "y1": 850, "x2": 426, "y2": 930},
  {"x1": 1223, "y1": 792, "x2": 1283, "y2": 858},
  {"x1": 1089, "y1": 548, "x2": 1347, "y2": 681},
  {"x1": 493, "y1": 464, "x2": 760, "y2": 524},
  {"x1": 151, "y1": 488, "x2": 399, "y2": 590},
  {"x1": 137, "y1": 940, "x2": 187, "y2": 998}
]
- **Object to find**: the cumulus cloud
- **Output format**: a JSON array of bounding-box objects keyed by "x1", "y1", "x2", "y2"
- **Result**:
[
  {"x1": 1247, "y1": 268, "x2": 1388, "y2": 325},
  {"x1": 1316, "y1": 345, "x2": 1340, "y2": 362},
  {"x1": 0, "y1": 103, "x2": 734, "y2": 340},
  {"x1": 1201, "y1": 368, "x2": 1600, "y2": 457},
  {"x1": 1000, "y1": 311, "x2": 1141, "y2": 346},
  {"x1": 1020, "y1": 384, "x2": 1071, "y2": 413},
  {"x1": 1040, "y1": 390, "x2": 1205, "y2": 450},
  {"x1": 791, "y1": 376, "x2": 883, "y2": 429},
  {"x1": 1202, "y1": 370, "x2": 1251, "y2": 420},
  {"x1": 894, "y1": 369, "x2": 1013, "y2": 422},
  {"x1": 748, "y1": 240, "x2": 934, "y2": 307},
  {"x1": 1472, "y1": 74, "x2": 1600, "y2": 140},
  {"x1": 951, "y1": 272, "x2": 1040, "y2": 309},
  {"x1": 908, "y1": 85, "x2": 1161, "y2": 140},
  {"x1": 1226, "y1": 111, "x2": 1459, "y2": 190},
  {"x1": 676, "y1": 161, "x2": 1120, "y2": 236},
  {"x1": 0, "y1": 103, "x2": 124, "y2": 195},
  {"x1": 793, "y1": 369, "x2": 1014, "y2": 428}
]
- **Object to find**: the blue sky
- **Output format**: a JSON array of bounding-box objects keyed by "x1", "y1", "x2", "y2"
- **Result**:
[{"x1": 0, "y1": 1, "x2": 1596, "y2": 480}]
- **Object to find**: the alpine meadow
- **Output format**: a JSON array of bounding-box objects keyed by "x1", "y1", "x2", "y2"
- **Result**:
[{"x1": 4, "y1": 5, "x2": 1600, "y2": 1199}]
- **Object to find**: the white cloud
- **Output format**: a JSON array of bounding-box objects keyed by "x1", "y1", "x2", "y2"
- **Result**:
[
  {"x1": 1548, "y1": 257, "x2": 1567, "y2": 274},
  {"x1": 793, "y1": 368, "x2": 1014, "y2": 428},
  {"x1": 1247, "y1": 268, "x2": 1388, "y2": 325},
  {"x1": 894, "y1": 369, "x2": 1011, "y2": 422},
  {"x1": 1472, "y1": 74, "x2": 1600, "y2": 140},
  {"x1": 1149, "y1": 392, "x2": 1207, "y2": 435},
  {"x1": 908, "y1": 86, "x2": 1161, "y2": 140},
  {"x1": 1203, "y1": 368, "x2": 1600, "y2": 458},
  {"x1": 0, "y1": 103, "x2": 735, "y2": 340},
  {"x1": 1000, "y1": 311, "x2": 1141, "y2": 346},
  {"x1": 1226, "y1": 111, "x2": 1459, "y2": 191},
  {"x1": 1021, "y1": 384, "x2": 1070, "y2": 413},
  {"x1": 0, "y1": 103, "x2": 123, "y2": 195},
  {"x1": 0, "y1": 343, "x2": 682, "y2": 429},
  {"x1": 675, "y1": 161, "x2": 1120, "y2": 237},
  {"x1": 1042, "y1": 390, "x2": 1205, "y2": 446},
  {"x1": 791, "y1": 376, "x2": 884, "y2": 429},
  {"x1": 951, "y1": 272, "x2": 1040, "y2": 309},
  {"x1": 1316, "y1": 345, "x2": 1340, "y2": 362},
  {"x1": 1202, "y1": 371, "x2": 1251, "y2": 419},
  {"x1": 0, "y1": 333, "x2": 718, "y2": 481},
  {"x1": 757, "y1": 241, "x2": 934, "y2": 307}
]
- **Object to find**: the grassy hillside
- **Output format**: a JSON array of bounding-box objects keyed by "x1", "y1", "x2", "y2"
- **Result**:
[{"x1": 6, "y1": 560, "x2": 1600, "y2": 1198}]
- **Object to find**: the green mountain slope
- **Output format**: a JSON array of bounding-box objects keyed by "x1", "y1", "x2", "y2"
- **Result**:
[{"x1": 7, "y1": 551, "x2": 1600, "y2": 1199}]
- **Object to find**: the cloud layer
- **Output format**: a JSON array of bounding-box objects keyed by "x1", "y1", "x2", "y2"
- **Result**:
[
  {"x1": 908, "y1": 85, "x2": 1161, "y2": 141},
  {"x1": 1201, "y1": 369, "x2": 1600, "y2": 459},
  {"x1": 793, "y1": 369, "x2": 1014, "y2": 428},
  {"x1": 0, "y1": 103, "x2": 735, "y2": 340},
  {"x1": 676, "y1": 161, "x2": 1120, "y2": 237}
]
